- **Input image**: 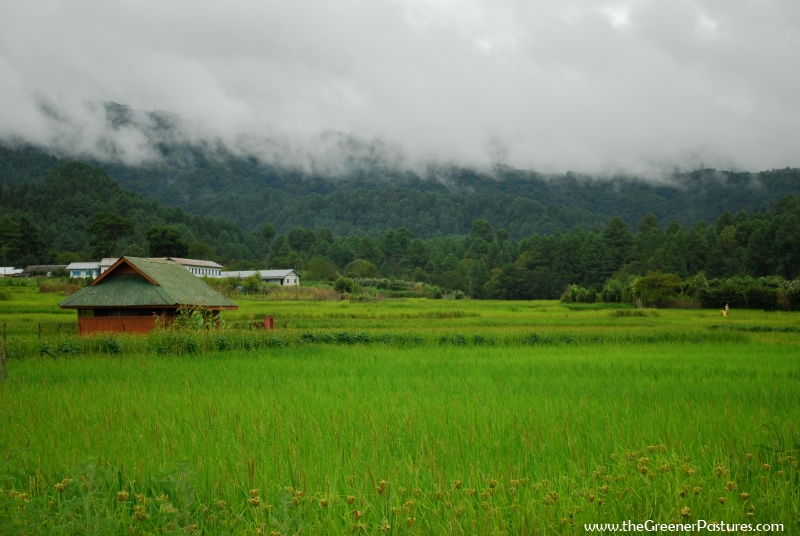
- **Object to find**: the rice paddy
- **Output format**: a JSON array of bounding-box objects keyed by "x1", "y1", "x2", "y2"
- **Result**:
[{"x1": 0, "y1": 280, "x2": 798, "y2": 534}]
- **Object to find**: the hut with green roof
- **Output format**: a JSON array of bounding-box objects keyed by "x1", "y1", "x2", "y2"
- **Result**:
[{"x1": 59, "y1": 257, "x2": 237, "y2": 335}]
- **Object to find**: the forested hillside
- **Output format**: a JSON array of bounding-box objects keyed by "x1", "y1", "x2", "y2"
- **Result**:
[
  {"x1": 1, "y1": 160, "x2": 799, "y2": 303},
  {"x1": 2, "y1": 143, "x2": 799, "y2": 238},
  {"x1": 0, "y1": 162, "x2": 261, "y2": 267}
]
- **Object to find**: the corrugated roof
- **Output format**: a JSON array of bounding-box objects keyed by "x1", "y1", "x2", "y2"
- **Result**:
[
  {"x1": 221, "y1": 269, "x2": 297, "y2": 278},
  {"x1": 66, "y1": 262, "x2": 100, "y2": 270},
  {"x1": 59, "y1": 257, "x2": 237, "y2": 309},
  {"x1": 169, "y1": 257, "x2": 223, "y2": 269}
]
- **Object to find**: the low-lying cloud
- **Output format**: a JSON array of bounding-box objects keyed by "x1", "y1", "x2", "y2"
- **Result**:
[{"x1": 1, "y1": 0, "x2": 799, "y2": 176}]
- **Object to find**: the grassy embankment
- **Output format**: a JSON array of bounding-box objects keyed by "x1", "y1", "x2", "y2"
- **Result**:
[{"x1": 0, "y1": 279, "x2": 798, "y2": 534}]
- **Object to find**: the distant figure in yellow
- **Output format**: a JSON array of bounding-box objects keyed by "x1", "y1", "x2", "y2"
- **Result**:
[{"x1": 721, "y1": 303, "x2": 729, "y2": 317}]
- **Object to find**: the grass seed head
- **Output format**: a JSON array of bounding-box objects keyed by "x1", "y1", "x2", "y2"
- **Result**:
[
  {"x1": 117, "y1": 490, "x2": 129, "y2": 502},
  {"x1": 347, "y1": 495, "x2": 356, "y2": 504},
  {"x1": 740, "y1": 492, "x2": 750, "y2": 501},
  {"x1": 353, "y1": 509, "x2": 363, "y2": 520},
  {"x1": 693, "y1": 487, "x2": 702, "y2": 496},
  {"x1": 454, "y1": 480, "x2": 462, "y2": 489},
  {"x1": 718, "y1": 497, "x2": 726, "y2": 504},
  {"x1": 680, "y1": 507, "x2": 691, "y2": 518},
  {"x1": 319, "y1": 498, "x2": 328, "y2": 507},
  {"x1": 217, "y1": 500, "x2": 226, "y2": 510},
  {"x1": 249, "y1": 489, "x2": 259, "y2": 498},
  {"x1": 725, "y1": 481, "x2": 736, "y2": 491}
]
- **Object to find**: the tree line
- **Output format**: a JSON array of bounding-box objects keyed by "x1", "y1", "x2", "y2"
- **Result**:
[
  {"x1": 3, "y1": 145, "x2": 800, "y2": 239},
  {"x1": 1, "y1": 161, "x2": 799, "y2": 305}
]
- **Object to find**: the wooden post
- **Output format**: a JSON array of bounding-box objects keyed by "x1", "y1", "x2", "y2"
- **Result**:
[{"x1": 1, "y1": 323, "x2": 7, "y2": 381}]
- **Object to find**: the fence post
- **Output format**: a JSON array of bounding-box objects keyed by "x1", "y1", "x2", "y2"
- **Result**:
[{"x1": 1, "y1": 323, "x2": 7, "y2": 381}]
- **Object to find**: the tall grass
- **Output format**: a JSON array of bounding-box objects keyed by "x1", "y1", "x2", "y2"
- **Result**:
[{"x1": 1, "y1": 344, "x2": 798, "y2": 534}]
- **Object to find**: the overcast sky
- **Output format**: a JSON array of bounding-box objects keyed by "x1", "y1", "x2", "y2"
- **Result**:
[{"x1": 1, "y1": 0, "x2": 799, "y2": 175}]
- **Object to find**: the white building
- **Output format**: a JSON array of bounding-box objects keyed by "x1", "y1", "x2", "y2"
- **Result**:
[
  {"x1": 99, "y1": 257, "x2": 223, "y2": 277},
  {"x1": 66, "y1": 262, "x2": 101, "y2": 279},
  {"x1": 221, "y1": 269, "x2": 300, "y2": 286},
  {"x1": 0, "y1": 267, "x2": 24, "y2": 278},
  {"x1": 168, "y1": 258, "x2": 223, "y2": 277},
  {"x1": 99, "y1": 258, "x2": 118, "y2": 274}
]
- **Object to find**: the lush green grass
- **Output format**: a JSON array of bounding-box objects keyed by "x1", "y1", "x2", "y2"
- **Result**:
[{"x1": 0, "y1": 282, "x2": 799, "y2": 534}]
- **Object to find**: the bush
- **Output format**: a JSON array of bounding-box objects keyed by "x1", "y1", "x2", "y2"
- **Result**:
[
  {"x1": 745, "y1": 286, "x2": 779, "y2": 311},
  {"x1": 561, "y1": 285, "x2": 597, "y2": 304},
  {"x1": 698, "y1": 282, "x2": 747, "y2": 309},
  {"x1": 104, "y1": 338, "x2": 123, "y2": 354},
  {"x1": 355, "y1": 332, "x2": 371, "y2": 344},
  {"x1": 333, "y1": 277, "x2": 354, "y2": 294},
  {"x1": 631, "y1": 272, "x2": 683, "y2": 306},
  {"x1": 523, "y1": 333, "x2": 540, "y2": 345},
  {"x1": 217, "y1": 336, "x2": 233, "y2": 351},
  {"x1": 785, "y1": 280, "x2": 800, "y2": 311},
  {"x1": 299, "y1": 332, "x2": 319, "y2": 344},
  {"x1": 336, "y1": 332, "x2": 355, "y2": 345}
]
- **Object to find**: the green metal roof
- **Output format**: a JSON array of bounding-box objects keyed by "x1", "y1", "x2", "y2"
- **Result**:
[{"x1": 59, "y1": 257, "x2": 237, "y2": 309}]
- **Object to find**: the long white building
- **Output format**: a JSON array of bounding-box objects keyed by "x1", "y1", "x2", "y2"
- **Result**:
[{"x1": 221, "y1": 269, "x2": 300, "y2": 286}]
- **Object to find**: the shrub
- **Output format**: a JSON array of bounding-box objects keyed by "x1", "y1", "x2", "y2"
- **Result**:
[
  {"x1": 745, "y1": 286, "x2": 779, "y2": 311},
  {"x1": 785, "y1": 280, "x2": 800, "y2": 311},
  {"x1": 523, "y1": 333, "x2": 540, "y2": 345},
  {"x1": 354, "y1": 332, "x2": 371, "y2": 344},
  {"x1": 184, "y1": 338, "x2": 200, "y2": 354},
  {"x1": 631, "y1": 272, "x2": 683, "y2": 306},
  {"x1": 333, "y1": 277, "x2": 354, "y2": 294},
  {"x1": 336, "y1": 332, "x2": 355, "y2": 345},
  {"x1": 561, "y1": 285, "x2": 597, "y2": 304},
  {"x1": 104, "y1": 338, "x2": 123, "y2": 354},
  {"x1": 427, "y1": 286, "x2": 443, "y2": 299},
  {"x1": 217, "y1": 336, "x2": 233, "y2": 351},
  {"x1": 299, "y1": 332, "x2": 319, "y2": 344}
]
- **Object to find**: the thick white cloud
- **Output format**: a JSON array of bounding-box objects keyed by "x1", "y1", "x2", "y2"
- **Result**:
[{"x1": 0, "y1": 0, "x2": 798, "y2": 174}]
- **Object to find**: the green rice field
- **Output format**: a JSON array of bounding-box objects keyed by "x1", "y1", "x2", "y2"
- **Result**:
[{"x1": 0, "y1": 280, "x2": 798, "y2": 534}]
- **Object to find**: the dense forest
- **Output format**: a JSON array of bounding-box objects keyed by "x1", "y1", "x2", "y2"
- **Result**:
[
  {"x1": 1, "y1": 159, "x2": 799, "y2": 305},
  {"x1": 3, "y1": 140, "x2": 800, "y2": 238}
]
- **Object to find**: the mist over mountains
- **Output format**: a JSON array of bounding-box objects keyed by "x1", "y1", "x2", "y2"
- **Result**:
[{"x1": 2, "y1": 102, "x2": 800, "y2": 240}]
